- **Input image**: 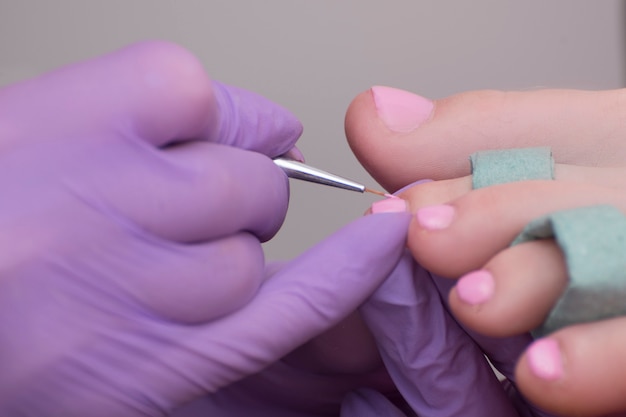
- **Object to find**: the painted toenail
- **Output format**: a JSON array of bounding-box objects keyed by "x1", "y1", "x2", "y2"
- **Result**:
[
  {"x1": 371, "y1": 86, "x2": 434, "y2": 133},
  {"x1": 456, "y1": 270, "x2": 495, "y2": 305},
  {"x1": 415, "y1": 204, "x2": 455, "y2": 230},
  {"x1": 527, "y1": 338, "x2": 563, "y2": 381},
  {"x1": 371, "y1": 197, "x2": 407, "y2": 214}
]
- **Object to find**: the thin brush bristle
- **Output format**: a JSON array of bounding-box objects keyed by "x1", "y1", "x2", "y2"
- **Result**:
[{"x1": 364, "y1": 187, "x2": 388, "y2": 197}]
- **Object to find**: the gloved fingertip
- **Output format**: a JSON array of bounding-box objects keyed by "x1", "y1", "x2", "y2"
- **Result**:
[
  {"x1": 392, "y1": 178, "x2": 434, "y2": 195},
  {"x1": 352, "y1": 211, "x2": 412, "y2": 249},
  {"x1": 209, "y1": 81, "x2": 303, "y2": 157}
]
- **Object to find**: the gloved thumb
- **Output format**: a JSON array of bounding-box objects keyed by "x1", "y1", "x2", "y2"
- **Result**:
[{"x1": 163, "y1": 211, "x2": 411, "y2": 396}]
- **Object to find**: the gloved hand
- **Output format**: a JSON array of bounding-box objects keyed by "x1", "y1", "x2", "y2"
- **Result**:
[
  {"x1": 0, "y1": 42, "x2": 411, "y2": 416},
  {"x1": 173, "y1": 253, "x2": 553, "y2": 417},
  {"x1": 172, "y1": 200, "x2": 554, "y2": 417},
  {"x1": 353, "y1": 251, "x2": 554, "y2": 417}
]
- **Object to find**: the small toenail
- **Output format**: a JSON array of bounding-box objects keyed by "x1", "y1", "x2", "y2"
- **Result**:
[{"x1": 456, "y1": 270, "x2": 495, "y2": 305}]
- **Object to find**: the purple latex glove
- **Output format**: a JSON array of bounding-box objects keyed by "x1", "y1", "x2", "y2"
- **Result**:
[
  {"x1": 177, "y1": 254, "x2": 556, "y2": 417},
  {"x1": 0, "y1": 41, "x2": 411, "y2": 416},
  {"x1": 355, "y1": 251, "x2": 558, "y2": 417}
]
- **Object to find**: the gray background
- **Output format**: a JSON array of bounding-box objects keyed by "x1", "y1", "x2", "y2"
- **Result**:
[{"x1": 1, "y1": 1, "x2": 624, "y2": 260}]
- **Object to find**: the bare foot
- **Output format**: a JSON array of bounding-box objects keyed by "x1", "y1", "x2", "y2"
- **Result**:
[{"x1": 346, "y1": 86, "x2": 626, "y2": 416}]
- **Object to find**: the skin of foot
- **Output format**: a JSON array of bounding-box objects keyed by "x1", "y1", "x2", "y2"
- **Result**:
[{"x1": 345, "y1": 85, "x2": 626, "y2": 416}]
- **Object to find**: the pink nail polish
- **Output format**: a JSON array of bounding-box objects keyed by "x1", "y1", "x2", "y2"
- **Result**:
[
  {"x1": 371, "y1": 86, "x2": 434, "y2": 133},
  {"x1": 415, "y1": 205, "x2": 455, "y2": 230},
  {"x1": 371, "y1": 197, "x2": 407, "y2": 214},
  {"x1": 456, "y1": 270, "x2": 495, "y2": 305},
  {"x1": 527, "y1": 339, "x2": 564, "y2": 381}
]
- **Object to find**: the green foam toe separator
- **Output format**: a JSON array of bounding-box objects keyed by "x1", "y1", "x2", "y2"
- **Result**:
[
  {"x1": 470, "y1": 148, "x2": 626, "y2": 338},
  {"x1": 513, "y1": 205, "x2": 626, "y2": 338},
  {"x1": 470, "y1": 147, "x2": 554, "y2": 189}
]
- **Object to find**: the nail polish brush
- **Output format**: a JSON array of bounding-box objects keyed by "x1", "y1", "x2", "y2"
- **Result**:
[{"x1": 273, "y1": 157, "x2": 388, "y2": 197}]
